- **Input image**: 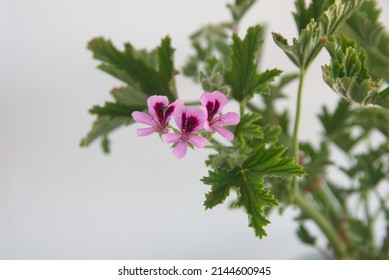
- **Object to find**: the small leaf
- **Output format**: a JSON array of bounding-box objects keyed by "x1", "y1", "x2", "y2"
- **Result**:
[
  {"x1": 233, "y1": 113, "x2": 263, "y2": 145},
  {"x1": 297, "y1": 224, "x2": 317, "y2": 245},
  {"x1": 227, "y1": 0, "x2": 257, "y2": 23},
  {"x1": 101, "y1": 135, "x2": 110, "y2": 154},
  {"x1": 199, "y1": 57, "x2": 231, "y2": 94}
]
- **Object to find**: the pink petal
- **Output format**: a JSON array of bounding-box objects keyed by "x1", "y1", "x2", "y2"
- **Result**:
[
  {"x1": 188, "y1": 135, "x2": 208, "y2": 148},
  {"x1": 203, "y1": 121, "x2": 212, "y2": 132},
  {"x1": 162, "y1": 133, "x2": 181, "y2": 143},
  {"x1": 173, "y1": 106, "x2": 205, "y2": 132},
  {"x1": 212, "y1": 91, "x2": 228, "y2": 113},
  {"x1": 165, "y1": 99, "x2": 184, "y2": 122},
  {"x1": 132, "y1": 111, "x2": 155, "y2": 126},
  {"x1": 185, "y1": 107, "x2": 205, "y2": 132},
  {"x1": 214, "y1": 126, "x2": 234, "y2": 141},
  {"x1": 137, "y1": 127, "x2": 158, "y2": 136},
  {"x1": 173, "y1": 141, "x2": 187, "y2": 159},
  {"x1": 200, "y1": 92, "x2": 215, "y2": 108},
  {"x1": 173, "y1": 105, "x2": 185, "y2": 130},
  {"x1": 147, "y1": 95, "x2": 169, "y2": 117},
  {"x1": 221, "y1": 112, "x2": 240, "y2": 126}
]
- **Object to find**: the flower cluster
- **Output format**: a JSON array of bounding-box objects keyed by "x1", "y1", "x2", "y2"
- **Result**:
[{"x1": 131, "y1": 91, "x2": 240, "y2": 159}]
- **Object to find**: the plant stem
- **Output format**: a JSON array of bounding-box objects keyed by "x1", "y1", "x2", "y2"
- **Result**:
[
  {"x1": 294, "y1": 191, "x2": 347, "y2": 259},
  {"x1": 184, "y1": 100, "x2": 201, "y2": 106},
  {"x1": 240, "y1": 99, "x2": 247, "y2": 116},
  {"x1": 291, "y1": 69, "x2": 347, "y2": 259},
  {"x1": 293, "y1": 69, "x2": 306, "y2": 167}
]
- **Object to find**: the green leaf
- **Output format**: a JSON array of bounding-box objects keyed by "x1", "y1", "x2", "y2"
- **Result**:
[
  {"x1": 297, "y1": 224, "x2": 317, "y2": 245},
  {"x1": 202, "y1": 168, "x2": 236, "y2": 209},
  {"x1": 199, "y1": 57, "x2": 231, "y2": 94},
  {"x1": 234, "y1": 175, "x2": 277, "y2": 238},
  {"x1": 273, "y1": 0, "x2": 365, "y2": 69},
  {"x1": 80, "y1": 116, "x2": 128, "y2": 149},
  {"x1": 89, "y1": 102, "x2": 145, "y2": 119},
  {"x1": 319, "y1": 99, "x2": 367, "y2": 152},
  {"x1": 293, "y1": 0, "x2": 333, "y2": 33},
  {"x1": 202, "y1": 143, "x2": 305, "y2": 238},
  {"x1": 233, "y1": 113, "x2": 263, "y2": 146},
  {"x1": 344, "y1": 0, "x2": 389, "y2": 82},
  {"x1": 88, "y1": 36, "x2": 177, "y2": 101},
  {"x1": 243, "y1": 145, "x2": 306, "y2": 178},
  {"x1": 225, "y1": 25, "x2": 282, "y2": 102},
  {"x1": 322, "y1": 34, "x2": 387, "y2": 108},
  {"x1": 353, "y1": 106, "x2": 389, "y2": 138},
  {"x1": 101, "y1": 135, "x2": 110, "y2": 154},
  {"x1": 227, "y1": 0, "x2": 258, "y2": 23},
  {"x1": 183, "y1": 23, "x2": 233, "y2": 79}
]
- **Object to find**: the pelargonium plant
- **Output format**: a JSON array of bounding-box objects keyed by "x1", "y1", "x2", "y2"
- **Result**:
[{"x1": 81, "y1": 0, "x2": 389, "y2": 259}]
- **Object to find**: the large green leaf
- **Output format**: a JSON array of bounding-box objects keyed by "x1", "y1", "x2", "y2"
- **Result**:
[
  {"x1": 225, "y1": 25, "x2": 282, "y2": 102},
  {"x1": 202, "y1": 144, "x2": 305, "y2": 238}
]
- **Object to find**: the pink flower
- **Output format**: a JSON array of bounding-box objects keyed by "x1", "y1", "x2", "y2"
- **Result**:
[
  {"x1": 162, "y1": 106, "x2": 208, "y2": 159},
  {"x1": 131, "y1": 95, "x2": 182, "y2": 136},
  {"x1": 200, "y1": 91, "x2": 240, "y2": 141}
]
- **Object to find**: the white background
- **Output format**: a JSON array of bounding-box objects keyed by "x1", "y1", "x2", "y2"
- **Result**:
[{"x1": 1, "y1": 0, "x2": 389, "y2": 259}]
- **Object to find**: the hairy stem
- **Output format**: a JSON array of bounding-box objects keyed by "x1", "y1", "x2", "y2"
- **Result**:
[
  {"x1": 291, "y1": 69, "x2": 347, "y2": 259},
  {"x1": 293, "y1": 70, "x2": 306, "y2": 166}
]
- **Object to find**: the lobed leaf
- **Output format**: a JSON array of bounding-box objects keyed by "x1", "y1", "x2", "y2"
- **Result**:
[{"x1": 225, "y1": 25, "x2": 281, "y2": 102}]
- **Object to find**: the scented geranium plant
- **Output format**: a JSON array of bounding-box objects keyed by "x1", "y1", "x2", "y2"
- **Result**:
[{"x1": 81, "y1": 0, "x2": 389, "y2": 259}]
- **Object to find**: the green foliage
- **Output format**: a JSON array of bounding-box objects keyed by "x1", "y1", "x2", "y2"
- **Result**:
[
  {"x1": 297, "y1": 224, "x2": 317, "y2": 245},
  {"x1": 81, "y1": 37, "x2": 177, "y2": 151},
  {"x1": 233, "y1": 113, "x2": 263, "y2": 146},
  {"x1": 225, "y1": 25, "x2": 282, "y2": 102},
  {"x1": 322, "y1": 34, "x2": 389, "y2": 109},
  {"x1": 227, "y1": 0, "x2": 258, "y2": 22},
  {"x1": 183, "y1": 23, "x2": 233, "y2": 79},
  {"x1": 273, "y1": 0, "x2": 365, "y2": 69},
  {"x1": 81, "y1": 0, "x2": 389, "y2": 259},
  {"x1": 344, "y1": 0, "x2": 389, "y2": 82},
  {"x1": 319, "y1": 99, "x2": 367, "y2": 152},
  {"x1": 199, "y1": 57, "x2": 231, "y2": 95},
  {"x1": 203, "y1": 143, "x2": 305, "y2": 238},
  {"x1": 293, "y1": 0, "x2": 333, "y2": 33}
]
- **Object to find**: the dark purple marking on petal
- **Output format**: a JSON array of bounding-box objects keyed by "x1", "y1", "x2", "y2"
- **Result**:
[
  {"x1": 165, "y1": 105, "x2": 175, "y2": 120},
  {"x1": 206, "y1": 100, "x2": 221, "y2": 121},
  {"x1": 181, "y1": 112, "x2": 199, "y2": 134},
  {"x1": 154, "y1": 102, "x2": 165, "y2": 123}
]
